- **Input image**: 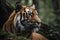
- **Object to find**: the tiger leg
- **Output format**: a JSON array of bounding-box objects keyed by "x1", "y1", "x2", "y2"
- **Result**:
[{"x1": 31, "y1": 32, "x2": 48, "y2": 40}]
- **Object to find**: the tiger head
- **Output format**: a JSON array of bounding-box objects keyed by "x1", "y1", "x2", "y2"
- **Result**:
[{"x1": 15, "y1": 4, "x2": 41, "y2": 32}]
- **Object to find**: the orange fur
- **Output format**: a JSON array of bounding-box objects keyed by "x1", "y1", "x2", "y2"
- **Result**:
[
  {"x1": 2, "y1": 5, "x2": 46, "y2": 40},
  {"x1": 31, "y1": 32, "x2": 48, "y2": 40},
  {"x1": 2, "y1": 10, "x2": 16, "y2": 32},
  {"x1": 2, "y1": 4, "x2": 42, "y2": 33},
  {"x1": 30, "y1": 10, "x2": 41, "y2": 23}
]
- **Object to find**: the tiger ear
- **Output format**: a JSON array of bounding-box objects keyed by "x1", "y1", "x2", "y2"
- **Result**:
[{"x1": 30, "y1": 4, "x2": 35, "y2": 9}]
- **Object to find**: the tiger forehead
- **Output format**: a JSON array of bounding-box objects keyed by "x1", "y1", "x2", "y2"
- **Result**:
[
  {"x1": 25, "y1": 7, "x2": 35, "y2": 12},
  {"x1": 21, "y1": 6, "x2": 35, "y2": 11},
  {"x1": 25, "y1": 7, "x2": 30, "y2": 12},
  {"x1": 20, "y1": 6, "x2": 37, "y2": 14}
]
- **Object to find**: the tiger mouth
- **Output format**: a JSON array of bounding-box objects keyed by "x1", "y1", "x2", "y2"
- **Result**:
[{"x1": 20, "y1": 19, "x2": 41, "y2": 32}]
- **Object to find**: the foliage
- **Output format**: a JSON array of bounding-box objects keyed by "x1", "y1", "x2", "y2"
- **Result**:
[{"x1": 0, "y1": 0, "x2": 60, "y2": 40}]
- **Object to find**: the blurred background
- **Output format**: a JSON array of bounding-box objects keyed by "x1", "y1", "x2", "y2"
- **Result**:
[{"x1": 0, "y1": 0, "x2": 60, "y2": 40}]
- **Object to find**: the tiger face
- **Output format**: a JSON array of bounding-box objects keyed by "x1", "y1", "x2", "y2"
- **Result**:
[{"x1": 15, "y1": 4, "x2": 41, "y2": 32}]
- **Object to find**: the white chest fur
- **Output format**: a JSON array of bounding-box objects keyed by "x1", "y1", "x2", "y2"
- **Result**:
[{"x1": 17, "y1": 14, "x2": 25, "y2": 31}]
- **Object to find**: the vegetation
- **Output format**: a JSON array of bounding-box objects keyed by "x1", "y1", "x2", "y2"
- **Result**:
[{"x1": 0, "y1": 0, "x2": 60, "y2": 40}]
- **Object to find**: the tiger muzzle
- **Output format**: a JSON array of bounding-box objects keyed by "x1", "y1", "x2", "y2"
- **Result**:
[{"x1": 29, "y1": 22, "x2": 41, "y2": 32}]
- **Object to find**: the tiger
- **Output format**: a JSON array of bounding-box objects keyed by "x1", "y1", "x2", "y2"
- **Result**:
[
  {"x1": 2, "y1": 4, "x2": 41, "y2": 32},
  {"x1": 31, "y1": 32, "x2": 48, "y2": 40},
  {"x1": 2, "y1": 4, "x2": 42, "y2": 40}
]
